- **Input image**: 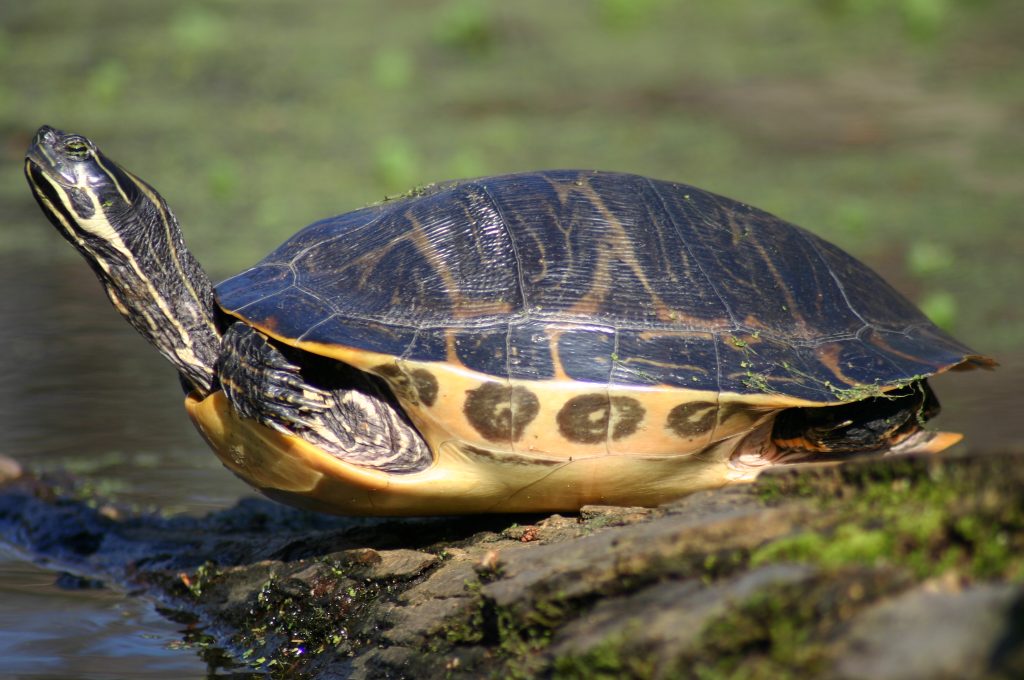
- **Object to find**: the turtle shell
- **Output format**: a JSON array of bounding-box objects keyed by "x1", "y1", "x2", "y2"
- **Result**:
[{"x1": 216, "y1": 170, "x2": 987, "y2": 405}]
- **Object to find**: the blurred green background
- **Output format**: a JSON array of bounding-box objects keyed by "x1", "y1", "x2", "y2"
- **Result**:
[
  {"x1": 1, "y1": 4, "x2": 1020, "y2": 670},
  {"x1": 1, "y1": 0, "x2": 1021, "y2": 350}
]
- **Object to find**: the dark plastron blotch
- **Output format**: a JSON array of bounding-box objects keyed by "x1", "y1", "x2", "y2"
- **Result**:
[
  {"x1": 667, "y1": 401, "x2": 718, "y2": 439},
  {"x1": 372, "y1": 364, "x2": 439, "y2": 407},
  {"x1": 556, "y1": 394, "x2": 646, "y2": 444},
  {"x1": 463, "y1": 382, "x2": 540, "y2": 443}
]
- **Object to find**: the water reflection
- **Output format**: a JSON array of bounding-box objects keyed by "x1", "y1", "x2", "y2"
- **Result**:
[
  {"x1": 0, "y1": 545, "x2": 208, "y2": 680},
  {"x1": 0, "y1": 252, "x2": 252, "y2": 513}
]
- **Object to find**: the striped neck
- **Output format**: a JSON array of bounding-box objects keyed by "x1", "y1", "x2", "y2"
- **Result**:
[{"x1": 25, "y1": 126, "x2": 221, "y2": 395}]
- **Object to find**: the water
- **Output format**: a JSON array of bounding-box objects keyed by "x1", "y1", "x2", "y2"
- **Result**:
[
  {"x1": 0, "y1": 545, "x2": 209, "y2": 680},
  {"x1": 0, "y1": 252, "x2": 251, "y2": 679},
  {"x1": 0, "y1": 250, "x2": 1020, "y2": 677}
]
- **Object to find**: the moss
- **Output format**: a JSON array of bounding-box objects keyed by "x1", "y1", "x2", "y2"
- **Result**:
[
  {"x1": 182, "y1": 561, "x2": 220, "y2": 598},
  {"x1": 687, "y1": 583, "x2": 830, "y2": 679},
  {"x1": 741, "y1": 371, "x2": 775, "y2": 394},
  {"x1": 441, "y1": 582, "x2": 578, "y2": 677},
  {"x1": 441, "y1": 579, "x2": 486, "y2": 646},
  {"x1": 749, "y1": 458, "x2": 1024, "y2": 582},
  {"x1": 209, "y1": 558, "x2": 396, "y2": 676},
  {"x1": 495, "y1": 606, "x2": 553, "y2": 678},
  {"x1": 681, "y1": 570, "x2": 908, "y2": 680},
  {"x1": 552, "y1": 627, "x2": 655, "y2": 680},
  {"x1": 697, "y1": 548, "x2": 751, "y2": 584},
  {"x1": 550, "y1": 570, "x2": 903, "y2": 680}
]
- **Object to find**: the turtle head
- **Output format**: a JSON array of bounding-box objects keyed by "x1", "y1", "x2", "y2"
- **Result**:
[
  {"x1": 25, "y1": 125, "x2": 153, "y2": 248},
  {"x1": 25, "y1": 125, "x2": 221, "y2": 395}
]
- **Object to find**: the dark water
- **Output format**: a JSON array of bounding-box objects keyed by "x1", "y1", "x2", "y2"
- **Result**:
[
  {"x1": 0, "y1": 251, "x2": 1020, "y2": 677},
  {"x1": 0, "y1": 253, "x2": 251, "y2": 679},
  {"x1": 0, "y1": 545, "x2": 207, "y2": 679}
]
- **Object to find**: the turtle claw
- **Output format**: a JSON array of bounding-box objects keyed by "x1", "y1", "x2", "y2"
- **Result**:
[{"x1": 217, "y1": 322, "x2": 331, "y2": 433}]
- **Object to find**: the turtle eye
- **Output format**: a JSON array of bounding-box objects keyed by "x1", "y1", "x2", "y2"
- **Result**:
[{"x1": 63, "y1": 137, "x2": 90, "y2": 160}]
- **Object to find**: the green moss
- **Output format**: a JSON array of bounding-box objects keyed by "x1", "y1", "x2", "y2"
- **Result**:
[
  {"x1": 441, "y1": 580, "x2": 486, "y2": 646},
  {"x1": 749, "y1": 460, "x2": 1024, "y2": 581},
  {"x1": 440, "y1": 583, "x2": 577, "y2": 677},
  {"x1": 552, "y1": 627, "x2": 655, "y2": 680},
  {"x1": 687, "y1": 582, "x2": 831, "y2": 679},
  {"x1": 183, "y1": 561, "x2": 220, "y2": 598},
  {"x1": 698, "y1": 549, "x2": 750, "y2": 584},
  {"x1": 741, "y1": 371, "x2": 775, "y2": 394}
]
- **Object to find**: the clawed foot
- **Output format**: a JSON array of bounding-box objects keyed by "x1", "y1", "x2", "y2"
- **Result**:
[{"x1": 217, "y1": 322, "x2": 332, "y2": 434}]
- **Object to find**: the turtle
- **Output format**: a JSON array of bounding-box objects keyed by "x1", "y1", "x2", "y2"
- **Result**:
[{"x1": 24, "y1": 125, "x2": 995, "y2": 515}]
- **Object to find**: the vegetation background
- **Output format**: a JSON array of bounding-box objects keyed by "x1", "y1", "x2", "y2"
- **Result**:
[{"x1": 3, "y1": 0, "x2": 1021, "y2": 345}]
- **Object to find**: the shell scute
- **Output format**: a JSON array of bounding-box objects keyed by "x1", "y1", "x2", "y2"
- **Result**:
[
  {"x1": 862, "y1": 327, "x2": 973, "y2": 377},
  {"x1": 556, "y1": 325, "x2": 615, "y2": 384},
  {"x1": 403, "y1": 328, "x2": 449, "y2": 363},
  {"x1": 216, "y1": 262, "x2": 294, "y2": 308},
  {"x1": 297, "y1": 315, "x2": 412, "y2": 357},
  {"x1": 453, "y1": 329, "x2": 508, "y2": 376},
  {"x1": 507, "y1": 321, "x2": 556, "y2": 381},
  {"x1": 713, "y1": 333, "x2": 833, "y2": 401},
  {"x1": 612, "y1": 330, "x2": 718, "y2": 389}
]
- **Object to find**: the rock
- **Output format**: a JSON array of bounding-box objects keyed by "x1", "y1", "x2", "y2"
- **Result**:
[
  {"x1": 550, "y1": 563, "x2": 818, "y2": 663},
  {"x1": 833, "y1": 582, "x2": 1024, "y2": 680},
  {"x1": 399, "y1": 561, "x2": 478, "y2": 602},
  {"x1": 480, "y1": 502, "x2": 810, "y2": 613},
  {"x1": 578, "y1": 504, "x2": 654, "y2": 526},
  {"x1": 2, "y1": 451, "x2": 1024, "y2": 678},
  {"x1": 381, "y1": 596, "x2": 477, "y2": 647},
  {"x1": 365, "y1": 549, "x2": 438, "y2": 580},
  {"x1": 0, "y1": 454, "x2": 22, "y2": 483}
]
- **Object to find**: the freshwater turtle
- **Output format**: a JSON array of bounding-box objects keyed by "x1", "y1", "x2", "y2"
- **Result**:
[{"x1": 24, "y1": 126, "x2": 994, "y2": 515}]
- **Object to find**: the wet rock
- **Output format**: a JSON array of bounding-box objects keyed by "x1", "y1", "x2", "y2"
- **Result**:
[
  {"x1": 54, "y1": 571, "x2": 106, "y2": 590},
  {"x1": 1, "y1": 451, "x2": 1023, "y2": 678},
  {"x1": 833, "y1": 582, "x2": 1024, "y2": 680}
]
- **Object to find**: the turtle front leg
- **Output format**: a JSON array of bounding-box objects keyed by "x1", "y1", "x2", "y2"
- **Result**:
[
  {"x1": 216, "y1": 323, "x2": 433, "y2": 474},
  {"x1": 216, "y1": 322, "x2": 333, "y2": 434}
]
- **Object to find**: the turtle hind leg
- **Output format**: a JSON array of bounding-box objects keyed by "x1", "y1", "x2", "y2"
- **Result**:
[
  {"x1": 770, "y1": 380, "x2": 941, "y2": 455},
  {"x1": 216, "y1": 322, "x2": 432, "y2": 474}
]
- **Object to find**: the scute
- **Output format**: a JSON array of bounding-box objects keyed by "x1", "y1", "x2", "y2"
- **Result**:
[{"x1": 216, "y1": 170, "x2": 987, "y2": 402}]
